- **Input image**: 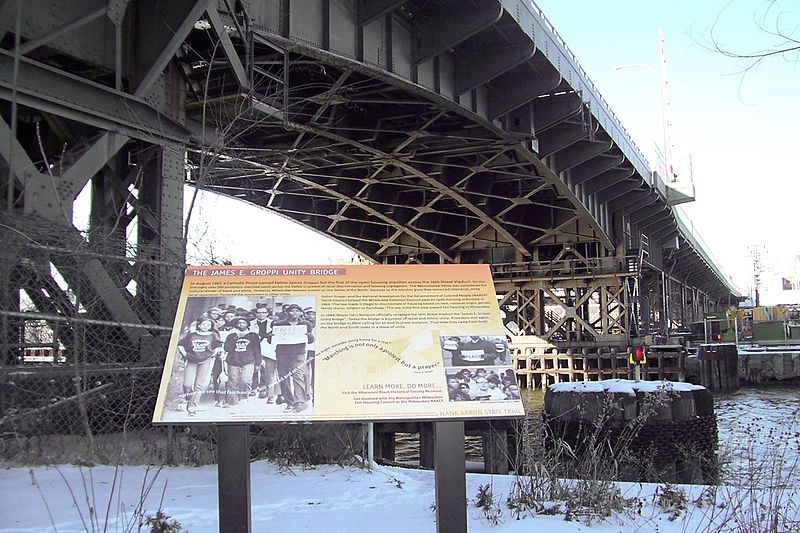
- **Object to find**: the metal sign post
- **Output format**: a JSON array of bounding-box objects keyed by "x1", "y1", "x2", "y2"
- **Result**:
[
  {"x1": 434, "y1": 421, "x2": 467, "y2": 533},
  {"x1": 217, "y1": 424, "x2": 252, "y2": 533}
]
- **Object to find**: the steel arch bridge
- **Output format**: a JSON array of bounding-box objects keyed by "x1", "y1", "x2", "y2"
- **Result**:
[{"x1": 1, "y1": 0, "x2": 739, "y2": 368}]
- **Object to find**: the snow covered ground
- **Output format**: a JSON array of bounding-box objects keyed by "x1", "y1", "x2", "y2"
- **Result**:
[
  {"x1": 1, "y1": 459, "x2": 797, "y2": 533},
  {"x1": 2, "y1": 385, "x2": 797, "y2": 532}
]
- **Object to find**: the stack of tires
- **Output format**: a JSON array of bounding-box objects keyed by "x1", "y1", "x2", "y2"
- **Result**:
[{"x1": 543, "y1": 383, "x2": 717, "y2": 483}]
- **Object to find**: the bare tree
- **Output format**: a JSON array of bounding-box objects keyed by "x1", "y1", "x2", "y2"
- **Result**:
[{"x1": 701, "y1": 0, "x2": 800, "y2": 73}]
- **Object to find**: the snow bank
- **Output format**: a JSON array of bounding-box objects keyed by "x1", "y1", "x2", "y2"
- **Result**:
[
  {"x1": 548, "y1": 379, "x2": 706, "y2": 396},
  {"x1": 1, "y1": 460, "x2": 794, "y2": 533}
]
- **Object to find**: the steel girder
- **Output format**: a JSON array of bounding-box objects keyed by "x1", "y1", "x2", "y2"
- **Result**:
[
  {"x1": 2, "y1": 0, "x2": 738, "y2": 305},
  {"x1": 190, "y1": 42, "x2": 605, "y2": 264},
  {"x1": 185, "y1": 0, "x2": 735, "y2": 301},
  {"x1": 0, "y1": 0, "x2": 207, "y2": 357}
]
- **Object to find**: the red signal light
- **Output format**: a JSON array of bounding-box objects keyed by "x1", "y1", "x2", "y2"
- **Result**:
[
  {"x1": 634, "y1": 346, "x2": 645, "y2": 362},
  {"x1": 628, "y1": 345, "x2": 647, "y2": 365}
]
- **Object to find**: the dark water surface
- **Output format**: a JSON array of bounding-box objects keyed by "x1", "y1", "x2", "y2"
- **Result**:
[{"x1": 394, "y1": 383, "x2": 800, "y2": 483}]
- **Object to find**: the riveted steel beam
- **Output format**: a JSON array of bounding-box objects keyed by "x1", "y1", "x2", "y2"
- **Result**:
[
  {"x1": 595, "y1": 179, "x2": 641, "y2": 203},
  {"x1": 0, "y1": 114, "x2": 39, "y2": 182},
  {"x1": 553, "y1": 139, "x2": 612, "y2": 175},
  {"x1": 0, "y1": 51, "x2": 194, "y2": 144},
  {"x1": 0, "y1": 0, "x2": 17, "y2": 43},
  {"x1": 239, "y1": 138, "x2": 455, "y2": 260},
  {"x1": 415, "y1": 1, "x2": 503, "y2": 64},
  {"x1": 641, "y1": 216, "x2": 675, "y2": 236},
  {"x1": 455, "y1": 40, "x2": 535, "y2": 95},
  {"x1": 14, "y1": 6, "x2": 108, "y2": 56},
  {"x1": 633, "y1": 207, "x2": 671, "y2": 230},
  {"x1": 650, "y1": 223, "x2": 679, "y2": 241},
  {"x1": 628, "y1": 204, "x2": 669, "y2": 225},
  {"x1": 222, "y1": 162, "x2": 454, "y2": 262},
  {"x1": 131, "y1": 0, "x2": 214, "y2": 95},
  {"x1": 488, "y1": 62, "x2": 560, "y2": 120},
  {"x1": 207, "y1": 7, "x2": 250, "y2": 90},
  {"x1": 284, "y1": 120, "x2": 531, "y2": 258},
  {"x1": 569, "y1": 154, "x2": 624, "y2": 185},
  {"x1": 532, "y1": 92, "x2": 582, "y2": 134},
  {"x1": 0, "y1": 115, "x2": 69, "y2": 218},
  {"x1": 583, "y1": 167, "x2": 636, "y2": 195},
  {"x1": 358, "y1": 0, "x2": 406, "y2": 26},
  {"x1": 537, "y1": 122, "x2": 588, "y2": 158},
  {"x1": 609, "y1": 189, "x2": 653, "y2": 212}
]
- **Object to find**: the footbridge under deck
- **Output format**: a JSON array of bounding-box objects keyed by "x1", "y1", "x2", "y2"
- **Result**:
[{"x1": 1, "y1": 0, "x2": 739, "y2": 385}]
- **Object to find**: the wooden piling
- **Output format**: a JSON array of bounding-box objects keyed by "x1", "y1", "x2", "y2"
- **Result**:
[{"x1": 698, "y1": 343, "x2": 738, "y2": 390}]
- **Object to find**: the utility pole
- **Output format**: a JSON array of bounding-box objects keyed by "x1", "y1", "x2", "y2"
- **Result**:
[
  {"x1": 614, "y1": 28, "x2": 673, "y2": 183},
  {"x1": 658, "y1": 27, "x2": 674, "y2": 182},
  {"x1": 748, "y1": 244, "x2": 765, "y2": 306}
]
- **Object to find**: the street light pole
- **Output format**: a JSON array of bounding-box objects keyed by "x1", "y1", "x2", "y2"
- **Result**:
[{"x1": 614, "y1": 29, "x2": 672, "y2": 183}]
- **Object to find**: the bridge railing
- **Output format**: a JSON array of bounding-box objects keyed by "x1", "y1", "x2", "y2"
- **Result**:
[
  {"x1": 491, "y1": 255, "x2": 640, "y2": 280},
  {"x1": 507, "y1": 0, "x2": 654, "y2": 184},
  {"x1": 511, "y1": 1, "x2": 739, "y2": 296}
]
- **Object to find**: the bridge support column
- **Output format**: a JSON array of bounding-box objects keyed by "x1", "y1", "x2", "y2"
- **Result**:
[
  {"x1": 639, "y1": 276, "x2": 652, "y2": 337},
  {"x1": 138, "y1": 145, "x2": 186, "y2": 327},
  {"x1": 0, "y1": 250, "x2": 20, "y2": 366},
  {"x1": 89, "y1": 152, "x2": 133, "y2": 281},
  {"x1": 679, "y1": 282, "x2": 687, "y2": 329},
  {"x1": 496, "y1": 255, "x2": 634, "y2": 350}
]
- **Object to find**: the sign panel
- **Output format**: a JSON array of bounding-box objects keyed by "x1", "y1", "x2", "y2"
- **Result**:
[{"x1": 152, "y1": 264, "x2": 525, "y2": 423}]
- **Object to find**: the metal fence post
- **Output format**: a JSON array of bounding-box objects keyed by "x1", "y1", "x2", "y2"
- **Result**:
[
  {"x1": 434, "y1": 421, "x2": 466, "y2": 533},
  {"x1": 218, "y1": 424, "x2": 251, "y2": 533}
]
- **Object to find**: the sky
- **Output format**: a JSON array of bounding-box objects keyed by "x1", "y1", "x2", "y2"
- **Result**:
[
  {"x1": 532, "y1": 0, "x2": 799, "y2": 299},
  {"x1": 77, "y1": 0, "x2": 798, "y2": 302}
]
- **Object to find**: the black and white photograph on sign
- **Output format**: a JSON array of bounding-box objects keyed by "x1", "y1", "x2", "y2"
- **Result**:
[
  {"x1": 445, "y1": 367, "x2": 520, "y2": 402},
  {"x1": 160, "y1": 294, "x2": 317, "y2": 422},
  {"x1": 440, "y1": 334, "x2": 510, "y2": 367}
]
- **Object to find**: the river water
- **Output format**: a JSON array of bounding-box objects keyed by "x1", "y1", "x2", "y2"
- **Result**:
[
  {"x1": 713, "y1": 384, "x2": 800, "y2": 487},
  {"x1": 395, "y1": 383, "x2": 800, "y2": 486}
]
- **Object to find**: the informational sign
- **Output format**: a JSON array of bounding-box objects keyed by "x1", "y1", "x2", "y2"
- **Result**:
[{"x1": 152, "y1": 264, "x2": 525, "y2": 423}]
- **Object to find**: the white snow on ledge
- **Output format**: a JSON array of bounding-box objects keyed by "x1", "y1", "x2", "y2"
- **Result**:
[{"x1": 548, "y1": 379, "x2": 707, "y2": 396}]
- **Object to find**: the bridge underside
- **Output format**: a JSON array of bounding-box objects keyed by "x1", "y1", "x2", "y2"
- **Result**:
[
  {"x1": 187, "y1": 41, "x2": 605, "y2": 265},
  {"x1": 0, "y1": 0, "x2": 738, "y2": 434}
]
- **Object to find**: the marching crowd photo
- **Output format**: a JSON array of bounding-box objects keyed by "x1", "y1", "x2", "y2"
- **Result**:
[
  {"x1": 440, "y1": 334, "x2": 510, "y2": 367},
  {"x1": 439, "y1": 334, "x2": 520, "y2": 402},
  {"x1": 165, "y1": 295, "x2": 317, "y2": 420},
  {"x1": 445, "y1": 368, "x2": 521, "y2": 402},
  {"x1": 163, "y1": 305, "x2": 523, "y2": 420}
]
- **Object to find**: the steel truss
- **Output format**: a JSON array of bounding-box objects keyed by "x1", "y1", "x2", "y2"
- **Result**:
[{"x1": 0, "y1": 0, "x2": 736, "y2": 370}]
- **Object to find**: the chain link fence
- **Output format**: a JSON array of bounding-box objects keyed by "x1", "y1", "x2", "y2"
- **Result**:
[
  {"x1": 0, "y1": 211, "x2": 368, "y2": 466},
  {"x1": 0, "y1": 210, "x2": 185, "y2": 462}
]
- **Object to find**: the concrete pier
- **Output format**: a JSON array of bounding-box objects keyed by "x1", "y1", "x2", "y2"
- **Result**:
[
  {"x1": 685, "y1": 346, "x2": 800, "y2": 385},
  {"x1": 738, "y1": 347, "x2": 800, "y2": 384}
]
